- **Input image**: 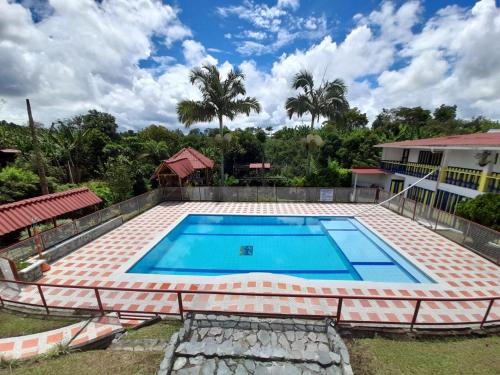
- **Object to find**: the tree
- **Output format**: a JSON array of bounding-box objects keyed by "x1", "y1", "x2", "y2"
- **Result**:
[
  {"x1": 456, "y1": 193, "x2": 500, "y2": 231},
  {"x1": 26, "y1": 99, "x2": 49, "y2": 195},
  {"x1": 80, "y1": 110, "x2": 118, "y2": 139},
  {"x1": 49, "y1": 121, "x2": 89, "y2": 183},
  {"x1": 104, "y1": 155, "x2": 134, "y2": 202},
  {"x1": 285, "y1": 70, "x2": 349, "y2": 130},
  {"x1": 433, "y1": 104, "x2": 457, "y2": 123},
  {"x1": 177, "y1": 64, "x2": 261, "y2": 185}
]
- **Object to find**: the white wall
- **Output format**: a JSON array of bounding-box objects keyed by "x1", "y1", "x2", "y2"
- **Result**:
[
  {"x1": 381, "y1": 148, "x2": 403, "y2": 160},
  {"x1": 352, "y1": 174, "x2": 388, "y2": 188}
]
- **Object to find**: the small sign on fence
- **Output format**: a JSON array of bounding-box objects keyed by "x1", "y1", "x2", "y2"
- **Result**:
[{"x1": 319, "y1": 189, "x2": 334, "y2": 202}]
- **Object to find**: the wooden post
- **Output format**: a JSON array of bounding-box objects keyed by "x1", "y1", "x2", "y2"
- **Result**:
[{"x1": 26, "y1": 99, "x2": 49, "y2": 195}]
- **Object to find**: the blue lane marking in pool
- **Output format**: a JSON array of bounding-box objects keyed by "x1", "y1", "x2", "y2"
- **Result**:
[{"x1": 127, "y1": 214, "x2": 434, "y2": 283}]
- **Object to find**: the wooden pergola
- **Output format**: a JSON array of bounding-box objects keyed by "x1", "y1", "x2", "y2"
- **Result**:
[{"x1": 152, "y1": 147, "x2": 214, "y2": 187}]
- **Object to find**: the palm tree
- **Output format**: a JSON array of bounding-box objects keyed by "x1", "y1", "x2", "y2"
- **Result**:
[
  {"x1": 49, "y1": 122, "x2": 88, "y2": 183},
  {"x1": 177, "y1": 64, "x2": 261, "y2": 185},
  {"x1": 285, "y1": 70, "x2": 349, "y2": 130}
]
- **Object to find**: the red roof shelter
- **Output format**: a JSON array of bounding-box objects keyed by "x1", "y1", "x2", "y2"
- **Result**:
[
  {"x1": 0, "y1": 188, "x2": 102, "y2": 236},
  {"x1": 153, "y1": 147, "x2": 214, "y2": 187},
  {"x1": 249, "y1": 163, "x2": 272, "y2": 169}
]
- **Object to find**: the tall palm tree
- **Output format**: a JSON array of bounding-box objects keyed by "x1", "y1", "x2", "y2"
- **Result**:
[
  {"x1": 285, "y1": 70, "x2": 349, "y2": 130},
  {"x1": 177, "y1": 64, "x2": 261, "y2": 185}
]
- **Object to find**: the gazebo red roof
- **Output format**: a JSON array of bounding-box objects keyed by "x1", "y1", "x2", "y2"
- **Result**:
[
  {"x1": 153, "y1": 147, "x2": 214, "y2": 179},
  {"x1": 0, "y1": 188, "x2": 102, "y2": 235},
  {"x1": 249, "y1": 163, "x2": 271, "y2": 169},
  {"x1": 167, "y1": 147, "x2": 214, "y2": 169}
]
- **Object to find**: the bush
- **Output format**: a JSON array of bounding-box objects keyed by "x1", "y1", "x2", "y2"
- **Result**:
[
  {"x1": 84, "y1": 180, "x2": 114, "y2": 206},
  {"x1": 0, "y1": 166, "x2": 40, "y2": 203},
  {"x1": 455, "y1": 193, "x2": 500, "y2": 231}
]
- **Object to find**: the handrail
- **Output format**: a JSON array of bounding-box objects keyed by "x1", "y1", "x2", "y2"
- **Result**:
[{"x1": 1, "y1": 278, "x2": 498, "y2": 330}]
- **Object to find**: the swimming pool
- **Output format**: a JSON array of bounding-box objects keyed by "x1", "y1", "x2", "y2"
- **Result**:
[{"x1": 128, "y1": 214, "x2": 433, "y2": 283}]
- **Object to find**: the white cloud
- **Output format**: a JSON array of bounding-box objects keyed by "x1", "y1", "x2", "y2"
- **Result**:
[
  {"x1": 277, "y1": 0, "x2": 300, "y2": 11},
  {"x1": 217, "y1": 0, "x2": 326, "y2": 56},
  {"x1": 1, "y1": 0, "x2": 500, "y2": 133}
]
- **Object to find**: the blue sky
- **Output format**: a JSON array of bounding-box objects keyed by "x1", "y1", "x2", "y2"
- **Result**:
[
  {"x1": 144, "y1": 0, "x2": 477, "y2": 71},
  {"x1": 1, "y1": 0, "x2": 499, "y2": 130}
]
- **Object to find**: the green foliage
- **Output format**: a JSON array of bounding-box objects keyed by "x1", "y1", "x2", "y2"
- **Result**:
[
  {"x1": 85, "y1": 181, "x2": 114, "y2": 206},
  {"x1": 455, "y1": 193, "x2": 500, "y2": 231},
  {"x1": 0, "y1": 166, "x2": 40, "y2": 203},
  {"x1": 224, "y1": 174, "x2": 239, "y2": 186},
  {"x1": 285, "y1": 70, "x2": 349, "y2": 129},
  {"x1": 104, "y1": 156, "x2": 134, "y2": 203}
]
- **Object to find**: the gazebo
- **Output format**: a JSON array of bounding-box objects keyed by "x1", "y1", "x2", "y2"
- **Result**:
[{"x1": 153, "y1": 147, "x2": 214, "y2": 187}]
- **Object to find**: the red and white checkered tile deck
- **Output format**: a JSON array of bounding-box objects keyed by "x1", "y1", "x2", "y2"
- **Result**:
[
  {"x1": 2, "y1": 202, "x2": 500, "y2": 328},
  {"x1": 0, "y1": 315, "x2": 122, "y2": 360}
]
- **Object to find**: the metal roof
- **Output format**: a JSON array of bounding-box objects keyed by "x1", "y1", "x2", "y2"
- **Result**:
[
  {"x1": 163, "y1": 158, "x2": 195, "y2": 179},
  {"x1": 351, "y1": 167, "x2": 387, "y2": 175},
  {"x1": 0, "y1": 188, "x2": 102, "y2": 235},
  {"x1": 249, "y1": 163, "x2": 272, "y2": 169},
  {"x1": 375, "y1": 132, "x2": 500, "y2": 149},
  {"x1": 153, "y1": 147, "x2": 214, "y2": 179},
  {"x1": 167, "y1": 147, "x2": 214, "y2": 169}
]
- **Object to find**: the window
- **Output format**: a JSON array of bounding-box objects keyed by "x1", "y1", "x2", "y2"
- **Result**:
[
  {"x1": 434, "y1": 190, "x2": 469, "y2": 213},
  {"x1": 401, "y1": 149, "x2": 409, "y2": 163},
  {"x1": 417, "y1": 151, "x2": 442, "y2": 166},
  {"x1": 390, "y1": 179, "x2": 404, "y2": 194}
]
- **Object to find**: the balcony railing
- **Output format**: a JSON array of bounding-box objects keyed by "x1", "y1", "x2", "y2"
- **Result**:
[
  {"x1": 486, "y1": 173, "x2": 500, "y2": 193},
  {"x1": 380, "y1": 160, "x2": 438, "y2": 180},
  {"x1": 442, "y1": 167, "x2": 482, "y2": 190}
]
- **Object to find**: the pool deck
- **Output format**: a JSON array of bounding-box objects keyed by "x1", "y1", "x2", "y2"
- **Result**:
[{"x1": 3, "y1": 202, "x2": 499, "y2": 328}]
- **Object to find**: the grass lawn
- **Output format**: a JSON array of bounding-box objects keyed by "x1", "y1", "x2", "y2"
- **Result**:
[
  {"x1": 123, "y1": 319, "x2": 182, "y2": 341},
  {"x1": 0, "y1": 311, "x2": 78, "y2": 338},
  {"x1": 347, "y1": 335, "x2": 500, "y2": 375},
  {"x1": 0, "y1": 350, "x2": 163, "y2": 375}
]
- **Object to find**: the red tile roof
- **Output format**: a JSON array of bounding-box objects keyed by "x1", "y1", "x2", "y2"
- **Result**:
[
  {"x1": 249, "y1": 163, "x2": 272, "y2": 169},
  {"x1": 351, "y1": 167, "x2": 387, "y2": 175},
  {"x1": 167, "y1": 147, "x2": 214, "y2": 169},
  {"x1": 163, "y1": 158, "x2": 195, "y2": 179},
  {"x1": 376, "y1": 132, "x2": 500, "y2": 148},
  {"x1": 153, "y1": 147, "x2": 214, "y2": 179},
  {"x1": 0, "y1": 188, "x2": 102, "y2": 235}
]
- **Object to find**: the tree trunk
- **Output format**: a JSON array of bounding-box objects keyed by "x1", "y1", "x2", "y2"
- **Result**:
[
  {"x1": 67, "y1": 160, "x2": 74, "y2": 184},
  {"x1": 310, "y1": 114, "x2": 315, "y2": 130},
  {"x1": 219, "y1": 116, "x2": 224, "y2": 186},
  {"x1": 26, "y1": 99, "x2": 49, "y2": 195}
]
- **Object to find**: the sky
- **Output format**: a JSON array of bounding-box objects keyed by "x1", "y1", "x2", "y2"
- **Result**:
[{"x1": 1, "y1": 0, "x2": 499, "y2": 131}]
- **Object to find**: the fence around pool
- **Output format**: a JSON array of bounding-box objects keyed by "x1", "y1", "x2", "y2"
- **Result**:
[
  {"x1": 1, "y1": 187, "x2": 498, "y2": 276},
  {"x1": 0, "y1": 186, "x2": 499, "y2": 330},
  {"x1": 0, "y1": 278, "x2": 498, "y2": 330}
]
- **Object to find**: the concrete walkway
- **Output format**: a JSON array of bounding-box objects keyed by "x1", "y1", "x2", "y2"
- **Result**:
[
  {"x1": 0, "y1": 314, "x2": 123, "y2": 360},
  {"x1": 158, "y1": 314, "x2": 353, "y2": 375}
]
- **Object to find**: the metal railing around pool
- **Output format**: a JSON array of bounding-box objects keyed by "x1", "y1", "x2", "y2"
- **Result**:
[{"x1": 1, "y1": 279, "x2": 498, "y2": 331}]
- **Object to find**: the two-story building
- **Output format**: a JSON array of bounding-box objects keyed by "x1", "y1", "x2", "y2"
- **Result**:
[{"x1": 351, "y1": 130, "x2": 500, "y2": 213}]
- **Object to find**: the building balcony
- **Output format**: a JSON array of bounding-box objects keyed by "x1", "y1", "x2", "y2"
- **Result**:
[
  {"x1": 380, "y1": 160, "x2": 438, "y2": 180},
  {"x1": 441, "y1": 167, "x2": 481, "y2": 190},
  {"x1": 485, "y1": 173, "x2": 500, "y2": 193}
]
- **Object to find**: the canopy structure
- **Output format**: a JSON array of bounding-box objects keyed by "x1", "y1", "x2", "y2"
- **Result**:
[
  {"x1": 0, "y1": 188, "x2": 102, "y2": 236},
  {"x1": 153, "y1": 147, "x2": 214, "y2": 187},
  {"x1": 350, "y1": 167, "x2": 387, "y2": 175},
  {"x1": 249, "y1": 163, "x2": 272, "y2": 169}
]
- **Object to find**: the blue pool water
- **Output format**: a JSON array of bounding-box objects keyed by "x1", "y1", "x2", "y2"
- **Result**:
[{"x1": 128, "y1": 215, "x2": 433, "y2": 283}]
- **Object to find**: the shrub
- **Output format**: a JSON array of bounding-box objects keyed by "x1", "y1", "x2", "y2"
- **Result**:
[
  {"x1": 84, "y1": 180, "x2": 114, "y2": 206},
  {"x1": 0, "y1": 166, "x2": 40, "y2": 203},
  {"x1": 455, "y1": 193, "x2": 500, "y2": 231}
]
